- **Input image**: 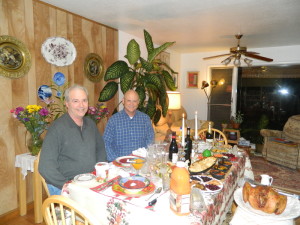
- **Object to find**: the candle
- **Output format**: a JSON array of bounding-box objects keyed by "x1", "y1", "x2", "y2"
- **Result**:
[
  {"x1": 182, "y1": 113, "x2": 185, "y2": 147},
  {"x1": 195, "y1": 111, "x2": 198, "y2": 140}
]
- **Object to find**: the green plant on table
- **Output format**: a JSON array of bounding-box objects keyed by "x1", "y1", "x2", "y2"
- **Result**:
[
  {"x1": 231, "y1": 111, "x2": 244, "y2": 124},
  {"x1": 98, "y1": 29, "x2": 177, "y2": 124}
]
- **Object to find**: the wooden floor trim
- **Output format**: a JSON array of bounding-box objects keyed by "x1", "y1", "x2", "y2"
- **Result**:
[{"x1": 0, "y1": 202, "x2": 34, "y2": 224}]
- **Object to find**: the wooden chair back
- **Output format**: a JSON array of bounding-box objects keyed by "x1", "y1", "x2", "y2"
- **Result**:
[
  {"x1": 34, "y1": 152, "x2": 50, "y2": 197},
  {"x1": 198, "y1": 128, "x2": 228, "y2": 145},
  {"x1": 42, "y1": 195, "x2": 100, "y2": 225}
]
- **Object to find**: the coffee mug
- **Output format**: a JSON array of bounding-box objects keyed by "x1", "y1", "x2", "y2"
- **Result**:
[
  {"x1": 95, "y1": 162, "x2": 109, "y2": 179},
  {"x1": 260, "y1": 174, "x2": 273, "y2": 186}
]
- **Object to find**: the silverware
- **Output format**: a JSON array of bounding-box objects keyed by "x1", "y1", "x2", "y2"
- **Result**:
[
  {"x1": 93, "y1": 175, "x2": 121, "y2": 192},
  {"x1": 148, "y1": 189, "x2": 169, "y2": 206},
  {"x1": 145, "y1": 187, "x2": 162, "y2": 201}
]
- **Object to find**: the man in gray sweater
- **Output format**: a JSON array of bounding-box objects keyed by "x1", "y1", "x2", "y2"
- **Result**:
[{"x1": 39, "y1": 84, "x2": 107, "y2": 195}]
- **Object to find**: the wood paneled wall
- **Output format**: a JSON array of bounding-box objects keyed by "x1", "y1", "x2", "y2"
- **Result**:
[{"x1": 0, "y1": 0, "x2": 118, "y2": 215}]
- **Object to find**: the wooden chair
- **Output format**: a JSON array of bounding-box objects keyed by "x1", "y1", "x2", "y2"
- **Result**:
[
  {"x1": 198, "y1": 128, "x2": 228, "y2": 145},
  {"x1": 42, "y1": 195, "x2": 100, "y2": 225},
  {"x1": 34, "y1": 152, "x2": 51, "y2": 197}
]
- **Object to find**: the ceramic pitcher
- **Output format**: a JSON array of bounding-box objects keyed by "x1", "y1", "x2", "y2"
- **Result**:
[{"x1": 260, "y1": 174, "x2": 273, "y2": 186}]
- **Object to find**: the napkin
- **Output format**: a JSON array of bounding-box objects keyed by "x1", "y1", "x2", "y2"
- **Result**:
[{"x1": 132, "y1": 147, "x2": 147, "y2": 158}]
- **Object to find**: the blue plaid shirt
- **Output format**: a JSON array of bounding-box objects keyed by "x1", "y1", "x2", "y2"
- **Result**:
[{"x1": 103, "y1": 110, "x2": 154, "y2": 162}]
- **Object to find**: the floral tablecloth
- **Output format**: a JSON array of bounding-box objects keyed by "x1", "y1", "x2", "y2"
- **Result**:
[{"x1": 62, "y1": 150, "x2": 250, "y2": 225}]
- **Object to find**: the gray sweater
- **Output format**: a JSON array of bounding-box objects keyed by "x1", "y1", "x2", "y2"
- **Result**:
[{"x1": 39, "y1": 113, "x2": 107, "y2": 189}]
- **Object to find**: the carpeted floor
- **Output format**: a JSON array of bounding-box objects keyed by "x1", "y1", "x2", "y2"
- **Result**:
[{"x1": 250, "y1": 155, "x2": 300, "y2": 192}]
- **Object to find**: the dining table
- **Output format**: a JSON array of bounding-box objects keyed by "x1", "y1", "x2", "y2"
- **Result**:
[{"x1": 62, "y1": 145, "x2": 252, "y2": 225}]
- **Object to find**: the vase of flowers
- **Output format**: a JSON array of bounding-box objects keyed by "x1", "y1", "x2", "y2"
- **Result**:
[
  {"x1": 10, "y1": 105, "x2": 50, "y2": 155},
  {"x1": 85, "y1": 103, "x2": 109, "y2": 124}
]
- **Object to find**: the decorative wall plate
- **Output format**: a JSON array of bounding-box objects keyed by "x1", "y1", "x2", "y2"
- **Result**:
[
  {"x1": 84, "y1": 53, "x2": 104, "y2": 82},
  {"x1": 41, "y1": 37, "x2": 76, "y2": 67},
  {"x1": 0, "y1": 35, "x2": 31, "y2": 79}
]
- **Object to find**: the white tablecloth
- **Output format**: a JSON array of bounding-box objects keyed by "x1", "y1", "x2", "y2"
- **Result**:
[{"x1": 15, "y1": 153, "x2": 36, "y2": 179}]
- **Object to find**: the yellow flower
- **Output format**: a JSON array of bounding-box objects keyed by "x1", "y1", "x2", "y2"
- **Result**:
[{"x1": 26, "y1": 105, "x2": 42, "y2": 113}]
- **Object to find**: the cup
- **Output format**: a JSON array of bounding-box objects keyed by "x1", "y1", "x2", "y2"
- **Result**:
[
  {"x1": 95, "y1": 162, "x2": 109, "y2": 179},
  {"x1": 190, "y1": 187, "x2": 206, "y2": 216},
  {"x1": 260, "y1": 174, "x2": 273, "y2": 186}
]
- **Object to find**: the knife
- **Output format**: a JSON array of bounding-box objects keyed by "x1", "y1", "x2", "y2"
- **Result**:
[{"x1": 92, "y1": 175, "x2": 121, "y2": 192}]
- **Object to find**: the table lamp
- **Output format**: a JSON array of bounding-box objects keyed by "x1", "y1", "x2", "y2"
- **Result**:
[{"x1": 165, "y1": 91, "x2": 181, "y2": 141}]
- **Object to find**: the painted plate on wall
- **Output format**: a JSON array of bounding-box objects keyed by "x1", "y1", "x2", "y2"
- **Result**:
[
  {"x1": 37, "y1": 85, "x2": 52, "y2": 100},
  {"x1": 41, "y1": 37, "x2": 76, "y2": 67}
]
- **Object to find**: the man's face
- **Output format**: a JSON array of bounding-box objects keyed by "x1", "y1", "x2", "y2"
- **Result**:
[
  {"x1": 65, "y1": 89, "x2": 88, "y2": 120},
  {"x1": 122, "y1": 91, "x2": 139, "y2": 117}
]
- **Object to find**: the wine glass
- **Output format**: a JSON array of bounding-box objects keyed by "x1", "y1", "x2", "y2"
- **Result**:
[{"x1": 131, "y1": 157, "x2": 146, "y2": 175}]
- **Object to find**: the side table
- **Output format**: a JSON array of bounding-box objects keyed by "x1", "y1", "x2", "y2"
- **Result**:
[
  {"x1": 222, "y1": 128, "x2": 240, "y2": 145},
  {"x1": 15, "y1": 153, "x2": 43, "y2": 223}
]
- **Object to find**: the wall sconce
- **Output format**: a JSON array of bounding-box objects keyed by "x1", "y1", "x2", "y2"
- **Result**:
[{"x1": 165, "y1": 91, "x2": 181, "y2": 141}]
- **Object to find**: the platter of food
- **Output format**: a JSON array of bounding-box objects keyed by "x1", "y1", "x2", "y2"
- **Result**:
[
  {"x1": 189, "y1": 156, "x2": 217, "y2": 174},
  {"x1": 234, "y1": 187, "x2": 300, "y2": 220},
  {"x1": 190, "y1": 175, "x2": 223, "y2": 194}
]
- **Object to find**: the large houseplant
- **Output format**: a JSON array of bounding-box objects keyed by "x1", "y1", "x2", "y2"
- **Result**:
[{"x1": 98, "y1": 30, "x2": 177, "y2": 124}]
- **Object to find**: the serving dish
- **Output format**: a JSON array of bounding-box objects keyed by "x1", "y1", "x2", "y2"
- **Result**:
[
  {"x1": 190, "y1": 175, "x2": 223, "y2": 194},
  {"x1": 234, "y1": 188, "x2": 300, "y2": 220},
  {"x1": 189, "y1": 156, "x2": 217, "y2": 175}
]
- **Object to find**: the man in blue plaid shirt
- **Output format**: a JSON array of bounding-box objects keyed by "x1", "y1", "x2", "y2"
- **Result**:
[{"x1": 104, "y1": 90, "x2": 154, "y2": 162}]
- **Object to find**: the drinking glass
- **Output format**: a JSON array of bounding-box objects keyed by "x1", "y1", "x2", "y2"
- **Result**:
[{"x1": 131, "y1": 157, "x2": 146, "y2": 175}]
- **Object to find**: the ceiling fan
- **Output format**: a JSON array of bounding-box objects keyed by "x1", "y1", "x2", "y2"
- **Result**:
[{"x1": 203, "y1": 34, "x2": 273, "y2": 66}]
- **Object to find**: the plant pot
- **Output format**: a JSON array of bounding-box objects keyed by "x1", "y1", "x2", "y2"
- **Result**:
[
  {"x1": 221, "y1": 123, "x2": 228, "y2": 129},
  {"x1": 27, "y1": 134, "x2": 43, "y2": 156},
  {"x1": 232, "y1": 123, "x2": 240, "y2": 129}
]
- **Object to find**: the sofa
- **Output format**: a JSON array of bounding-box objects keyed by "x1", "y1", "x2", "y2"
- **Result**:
[
  {"x1": 260, "y1": 114, "x2": 300, "y2": 169},
  {"x1": 153, "y1": 107, "x2": 213, "y2": 142}
]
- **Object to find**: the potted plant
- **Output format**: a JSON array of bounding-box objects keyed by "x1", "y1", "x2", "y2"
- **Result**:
[
  {"x1": 231, "y1": 111, "x2": 243, "y2": 129},
  {"x1": 98, "y1": 30, "x2": 177, "y2": 124},
  {"x1": 221, "y1": 120, "x2": 228, "y2": 129}
]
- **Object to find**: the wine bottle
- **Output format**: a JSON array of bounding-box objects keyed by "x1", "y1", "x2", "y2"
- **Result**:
[
  {"x1": 184, "y1": 127, "x2": 192, "y2": 165},
  {"x1": 169, "y1": 131, "x2": 178, "y2": 161},
  {"x1": 206, "y1": 122, "x2": 214, "y2": 144}
]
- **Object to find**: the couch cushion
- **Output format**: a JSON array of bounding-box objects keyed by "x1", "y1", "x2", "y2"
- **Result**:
[{"x1": 283, "y1": 115, "x2": 300, "y2": 142}]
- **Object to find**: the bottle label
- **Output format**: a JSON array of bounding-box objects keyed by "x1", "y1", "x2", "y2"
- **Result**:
[{"x1": 170, "y1": 190, "x2": 190, "y2": 215}]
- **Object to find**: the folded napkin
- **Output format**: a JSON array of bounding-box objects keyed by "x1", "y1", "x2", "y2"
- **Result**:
[{"x1": 132, "y1": 147, "x2": 147, "y2": 158}]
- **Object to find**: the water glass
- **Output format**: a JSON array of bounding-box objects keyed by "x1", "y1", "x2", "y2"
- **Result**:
[{"x1": 190, "y1": 187, "x2": 206, "y2": 216}]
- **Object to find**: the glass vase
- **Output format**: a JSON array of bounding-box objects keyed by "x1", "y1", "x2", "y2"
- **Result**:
[{"x1": 27, "y1": 134, "x2": 43, "y2": 156}]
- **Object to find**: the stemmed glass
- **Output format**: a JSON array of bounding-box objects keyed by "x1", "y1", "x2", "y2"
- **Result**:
[{"x1": 131, "y1": 157, "x2": 146, "y2": 175}]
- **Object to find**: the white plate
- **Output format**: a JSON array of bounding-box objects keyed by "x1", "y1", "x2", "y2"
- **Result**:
[
  {"x1": 234, "y1": 188, "x2": 300, "y2": 220},
  {"x1": 74, "y1": 173, "x2": 96, "y2": 182},
  {"x1": 115, "y1": 156, "x2": 138, "y2": 167},
  {"x1": 41, "y1": 37, "x2": 76, "y2": 66},
  {"x1": 190, "y1": 175, "x2": 223, "y2": 194}
]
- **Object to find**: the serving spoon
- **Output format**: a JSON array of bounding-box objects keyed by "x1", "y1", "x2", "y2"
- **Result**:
[{"x1": 145, "y1": 187, "x2": 162, "y2": 201}]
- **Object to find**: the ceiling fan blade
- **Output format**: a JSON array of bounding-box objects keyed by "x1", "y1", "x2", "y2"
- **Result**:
[
  {"x1": 203, "y1": 53, "x2": 231, "y2": 60},
  {"x1": 244, "y1": 53, "x2": 273, "y2": 62},
  {"x1": 246, "y1": 51, "x2": 259, "y2": 54}
]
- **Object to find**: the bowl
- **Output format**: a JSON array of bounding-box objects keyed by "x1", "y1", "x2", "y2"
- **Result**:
[
  {"x1": 118, "y1": 175, "x2": 150, "y2": 194},
  {"x1": 188, "y1": 156, "x2": 217, "y2": 175},
  {"x1": 210, "y1": 169, "x2": 225, "y2": 180}
]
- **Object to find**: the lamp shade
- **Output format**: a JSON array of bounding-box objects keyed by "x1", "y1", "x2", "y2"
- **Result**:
[{"x1": 167, "y1": 91, "x2": 181, "y2": 110}]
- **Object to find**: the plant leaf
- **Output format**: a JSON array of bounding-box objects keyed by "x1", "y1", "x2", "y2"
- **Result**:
[
  {"x1": 153, "y1": 109, "x2": 162, "y2": 125},
  {"x1": 126, "y1": 39, "x2": 141, "y2": 65},
  {"x1": 104, "y1": 61, "x2": 129, "y2": 81},
  {"x1": 145, "y1": 98, "x2": 156, "y2": 119},
  {"x1": 135, "y1": 86, "x2": 146, "y2": 106},
  {"x1": 148, "y1": 42, "x2": 175, "y2": 62},
  {"x1": 120, "y1": 71, "x2": 135, "y2": 93},
  {"x1": 162, "y1": 70, "x2": 176, "y2": 91},
  {"x1": 144, "y1": 29, "x2": 154, "y2": 55},
  {"x1": 98, "y1": 82, "x2": 118, "y2": 102},
  {"x1": 147, "y1": 74, "x2": 163, "y2": 89},
  {"x1": 140, "y1": 57, "x2": 153, "y2": 72}
]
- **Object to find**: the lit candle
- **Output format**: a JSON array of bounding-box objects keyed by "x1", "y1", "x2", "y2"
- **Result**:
[
  {"x1": 182, "y1": 113, "x2": 185, "y2": 147},
  {"x1": 195, "y1": 111, "x2": 198, "y2": 140}
]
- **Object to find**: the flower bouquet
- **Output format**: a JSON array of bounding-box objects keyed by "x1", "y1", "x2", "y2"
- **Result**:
[
  {"x1": 10, "y1": 105, "x2": 50, "y2": 155},
  {"x1": 86, "y1": 103, "x2": 109, "y2": 124}
]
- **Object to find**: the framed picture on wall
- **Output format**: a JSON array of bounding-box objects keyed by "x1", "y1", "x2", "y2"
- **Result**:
[
  {"x1": 172, "y1": 73, "x2": 179, "y2": 88},
  {"x1": 187, "y1": 71, "x2": 199, "y2": 88}
]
